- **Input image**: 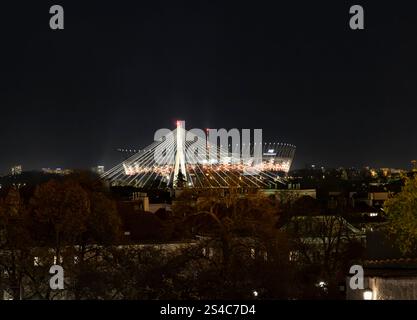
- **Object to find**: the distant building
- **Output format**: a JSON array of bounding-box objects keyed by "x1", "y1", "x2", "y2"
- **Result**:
[
  {"x1": 262, "y1": 188, "x2": 317, "y2": 201},
  {"x1": 412, "y1": 160, "x2": 417, "y2": 171},
  {"x1": 41, "y1": 168, "x2": 72, "y2": 175},
  {"x1": 92, "y1": 165, "x2": 105, "y2": 175},
  {"x1": 351, "y1": 191, "x2": 390, "y2": 208},
  {"x1": 131, "y1": 192, "x2": 150, "y2": 211},
  {"x1": 11, "y1": 165, "x2": 22, "y2": 175}
]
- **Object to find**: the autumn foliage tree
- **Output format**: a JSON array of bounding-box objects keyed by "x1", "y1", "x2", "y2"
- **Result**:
[
  {"x1": 170, "y1": 188, "x2": 296, "y2": 299},
  {"x1": 385, "y1": 175, "x2": 417, "y2": 254},
  {"x1": 30, "y1": 179, "x2": 91, "y2": 255},
  {"x1": 0, "y1": 172, "x2": 123, "y2": 299},
  {"x1": 0, "y1": 188, "x2": 32, "y2": 299}
]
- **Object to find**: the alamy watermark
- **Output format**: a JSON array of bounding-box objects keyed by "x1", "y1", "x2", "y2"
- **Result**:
[
  {"x1": 49, "y1": 264, "x2": 64, "y2": 290},
  {"x1": 349, "y1": 264, "x2": 364, "y2": 290},
  {"x1": 47, "y1": 4, "x2": 364, "y2": 31},
  {"x1": 153, "y1": 124, "x2": 263, "y2": 167}
]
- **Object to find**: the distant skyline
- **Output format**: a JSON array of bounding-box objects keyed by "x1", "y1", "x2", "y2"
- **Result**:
[{"x1": 1, "y1": 1, "x2": 417, "y2": 174}]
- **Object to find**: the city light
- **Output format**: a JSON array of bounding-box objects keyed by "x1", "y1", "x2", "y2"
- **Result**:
[{"x1": 363, "y1": 289, "x2": 373, "y2": 300}]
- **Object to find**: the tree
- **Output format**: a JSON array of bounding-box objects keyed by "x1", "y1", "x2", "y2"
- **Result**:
[
  {"x1": 172, "y1": 188, "x2": 296, "y2": 299},
  {"x1": 29, "y1": 179, "x2": 91, "y2": 257},
  {"x1": 0, "y1": 187, "x2": 32, "y2": 299},
  {"x1": 285, "y1": 214, "x2": 364, "y2": 298},
  {"x1": 29, "y1": 175, "x2": 123, "y2": 299},
  {"x1": 175, "y1": 170, "x2": 186, "y2": 188},
  {"x1": 384, "y1": 176, "x2": 417, "y2": 254}
]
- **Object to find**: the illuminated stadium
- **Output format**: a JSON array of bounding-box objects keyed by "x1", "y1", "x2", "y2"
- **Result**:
[{"x1": 102, "y1": 121, "x2": 296, "y2": 189}]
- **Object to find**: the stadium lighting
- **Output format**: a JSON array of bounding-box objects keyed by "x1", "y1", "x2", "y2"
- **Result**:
[{"x1": 101, "y1": 121, "x2": 296, "y2": 188}]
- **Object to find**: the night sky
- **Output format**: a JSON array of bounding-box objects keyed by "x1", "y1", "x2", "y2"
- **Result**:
[{"x1": 1, "y1": 1, "x2": 417, "y2": 174}]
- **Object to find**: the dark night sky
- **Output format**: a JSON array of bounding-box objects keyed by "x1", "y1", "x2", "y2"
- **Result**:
[{"x1": 1, "y1": 1, "x2": 416, "y2": 174}]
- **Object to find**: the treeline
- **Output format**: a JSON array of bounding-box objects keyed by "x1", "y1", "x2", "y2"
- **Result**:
[{"x1": 0, "y1": 173, "x2": 364, "y2": 299}]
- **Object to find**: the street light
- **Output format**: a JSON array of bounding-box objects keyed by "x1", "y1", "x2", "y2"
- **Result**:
[{"x1": 363, "y1": 288, "x2": 373, "y2": 300}]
